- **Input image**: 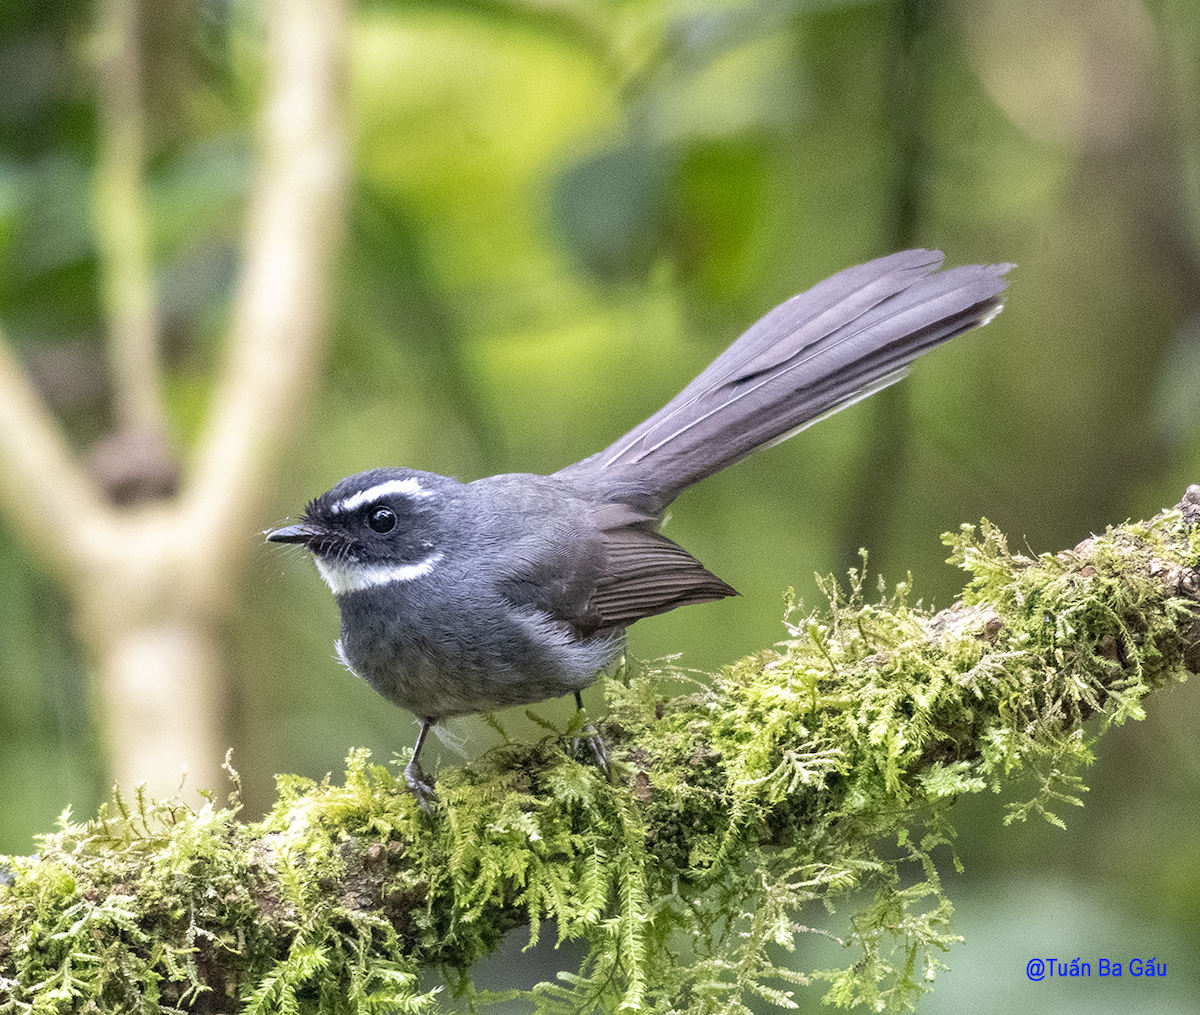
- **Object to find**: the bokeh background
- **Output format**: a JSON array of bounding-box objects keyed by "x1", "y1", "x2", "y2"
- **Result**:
[{"x1": 2, "y1": 0, "x2": 1198, "y2": 1010}]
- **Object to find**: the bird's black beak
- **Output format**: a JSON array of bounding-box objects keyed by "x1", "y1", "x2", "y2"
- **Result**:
[{"x1": 265, "y1": 523, "x2": 322, "y2": 546}]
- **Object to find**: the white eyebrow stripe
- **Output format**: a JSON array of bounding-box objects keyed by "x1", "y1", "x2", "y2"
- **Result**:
[
  {"x1": 314, "y1": 552, "x2": 443, "y2": 595},
  {"x1": 329, "y1": 477, "x2": 431, "y2": 514}
]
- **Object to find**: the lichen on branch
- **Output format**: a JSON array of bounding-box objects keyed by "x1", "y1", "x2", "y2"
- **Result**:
[{"x1": 2, "y1": 489, "x2": 1197, "y2": 1013}]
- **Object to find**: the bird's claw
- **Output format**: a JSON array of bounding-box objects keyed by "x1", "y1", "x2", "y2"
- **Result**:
[
  {"x1": 404, "y1": 756, "x2": 438, "y2": 812},
  {"x1": 573, "y1": 692, "x2": 613, "y2": 782}
]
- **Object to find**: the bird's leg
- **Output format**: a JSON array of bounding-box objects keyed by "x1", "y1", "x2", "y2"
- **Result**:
[
  {"x1": 573, "y1": 690, "x2": 611, "y2": 779},
  {"x1": 404, "y1": 717, "x2": 439, "y2": 811}
]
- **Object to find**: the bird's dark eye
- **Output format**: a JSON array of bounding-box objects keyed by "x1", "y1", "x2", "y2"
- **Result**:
[{"x1": 367, "y1": 506, "x2": 397, "y2": 533}]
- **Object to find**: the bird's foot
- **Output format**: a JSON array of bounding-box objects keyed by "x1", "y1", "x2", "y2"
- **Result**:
[
  {"x1": 572, "y1": 693, "x2": 613, "y2": 782},
  {"x1": 580, "y1": 726, "x2": 611, "y2": 779},
  {"x1": 403, "y1": 756, "x2": 438, "y2": 812}
]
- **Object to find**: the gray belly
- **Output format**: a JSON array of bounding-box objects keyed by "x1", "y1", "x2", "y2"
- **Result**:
[{"x1": 336, "y1": 600, "x2": 625, "y2": 720}]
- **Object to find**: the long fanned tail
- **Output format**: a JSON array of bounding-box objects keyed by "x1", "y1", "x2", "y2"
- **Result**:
[{"x1": 558, "y1": 249, "x2": 1012, "y2": 510}]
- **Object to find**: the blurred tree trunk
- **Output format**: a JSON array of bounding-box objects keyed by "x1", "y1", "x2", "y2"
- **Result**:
[{"x1": 0, "y1": 0, "x2": 348, "y2": 796}]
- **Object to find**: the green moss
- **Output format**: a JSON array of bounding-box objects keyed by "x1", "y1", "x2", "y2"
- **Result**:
[{"x1": 1, "y1": 507, "x2": 1195, "y2": 1013}]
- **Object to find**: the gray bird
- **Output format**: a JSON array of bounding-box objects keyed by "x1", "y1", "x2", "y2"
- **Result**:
[{"x1": 267, "y1": 249, "x2": 1012, "y2": 804}]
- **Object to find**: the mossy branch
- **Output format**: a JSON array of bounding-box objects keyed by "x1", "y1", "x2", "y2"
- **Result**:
[{"x1": 3, "y1": 488, "x2": 1198, "y2": 1013}]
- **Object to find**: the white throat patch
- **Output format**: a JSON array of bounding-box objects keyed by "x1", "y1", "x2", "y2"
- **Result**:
[{"x1": 314, "y1": 552, "x2": 443, "y2": 595}]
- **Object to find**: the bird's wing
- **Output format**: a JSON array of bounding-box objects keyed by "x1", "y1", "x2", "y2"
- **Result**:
[
  {"x1": 586, "y1": 524, "x2": 737, "y2": 629},
  {"x1": 491, "y1": 493, "x2": 735, "y2": 635}
]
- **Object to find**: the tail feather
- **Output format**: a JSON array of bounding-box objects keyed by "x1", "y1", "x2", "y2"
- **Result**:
[{"x1": 558, "y1": 249, "x2": 1011, "y2": 509}]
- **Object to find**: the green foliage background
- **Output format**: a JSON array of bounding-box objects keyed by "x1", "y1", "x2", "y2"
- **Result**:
[{"x1": 1, "y1": 0, "x2": 1199, "y2": 1009}]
